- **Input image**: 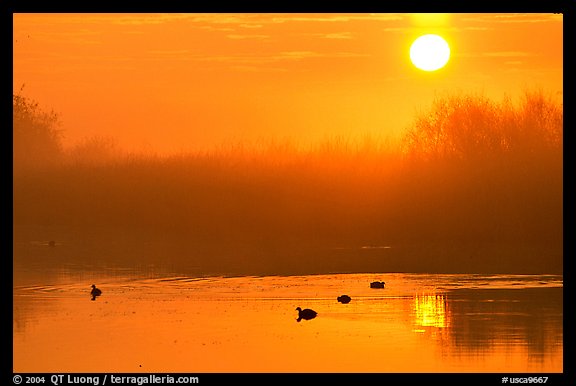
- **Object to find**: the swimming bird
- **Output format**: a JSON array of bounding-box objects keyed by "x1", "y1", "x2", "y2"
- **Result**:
[
  {"x1": 90, "y1": 284, "x2": 102, "y2": 300},
  {"x1": 48, "y1": 240, "x2": 56, "y2": 247},
  {"x1": 337, "y1": 295, "x2": 351, "y2": 304},
  {"x1": 296, "y1": 307, "x2": 317, "y2": 322},
  {"x1": 370, "y1": 281, "x2": 385, "y2": 289}
]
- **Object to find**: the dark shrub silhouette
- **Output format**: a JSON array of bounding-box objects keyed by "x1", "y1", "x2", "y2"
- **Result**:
[
  {"x1": 13, "y1": 90, "x2": 63, "y2": 171},
  {"x1": 403, "y1": 90, "x2": 562, "y2": 162}
]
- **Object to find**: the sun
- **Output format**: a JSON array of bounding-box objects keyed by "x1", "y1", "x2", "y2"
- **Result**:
[{"x1": 410, "y1": 34, "x2": 450, "y2": 71}]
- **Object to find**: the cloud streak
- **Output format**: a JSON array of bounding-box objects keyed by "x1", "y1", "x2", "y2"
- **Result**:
[
  {"x1": 461, "y1": 13, "x2": 561, "y2": 24},
  {"x1": 190, "y1": 50, "x2": 368, "y2": 65},
  {"x1": 458, "y1": 51, "x2": 536, "y2": 59},
  {"x1": 225, "y1": 34, "x2": 271, "y2": 40}
]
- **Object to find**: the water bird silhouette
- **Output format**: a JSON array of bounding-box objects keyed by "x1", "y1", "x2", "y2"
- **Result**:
[
  {"x1": 90, "y1": 284, "x2": 102, "y2": 301},
  {"x1": 337, "y1": 295, "x2": 351, "y2": 304},
  {"x1": 296, "y1": 307, "x2": 317, "y2": 322},
  {"x1": 48, "y1": 240, "x2": 56, "y2": 247},
  {"x1": 370, "y1": 281, "x2": 385, "y2": 289}
]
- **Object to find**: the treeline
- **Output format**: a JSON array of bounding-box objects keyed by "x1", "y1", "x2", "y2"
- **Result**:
[{"x1": 13, "y1": 90, "x2": 563, "y2": 275}]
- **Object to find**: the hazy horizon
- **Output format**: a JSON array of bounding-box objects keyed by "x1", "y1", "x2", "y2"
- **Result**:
[
  {"x1": 13, "y1": 90, "x2": 563, "y2": 276},
  {"x1": 13, "y1": 13, "x2": 562, "y2": 155}
]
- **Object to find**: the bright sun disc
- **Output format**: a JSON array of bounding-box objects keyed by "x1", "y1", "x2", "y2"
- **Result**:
[{"x1": 410, "y1": 34, "x2": 450, "y2": 71}]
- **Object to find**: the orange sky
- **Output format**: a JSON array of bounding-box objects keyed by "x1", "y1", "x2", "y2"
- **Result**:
[{"x1": 12, "y1": 13, "x2": 563, "y2": 154}]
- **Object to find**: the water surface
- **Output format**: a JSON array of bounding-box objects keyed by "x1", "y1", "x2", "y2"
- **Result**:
[{"x1": 13, "y1": 265, "x2": 562, "y2": 373}]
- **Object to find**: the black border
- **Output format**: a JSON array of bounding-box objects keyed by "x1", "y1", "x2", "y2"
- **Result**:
[
  {"x1": 5, "y1": 2, "x2": 573, "y2": 384},
  {"x1": 5, "y1": 373, "x2": 574, "y2": 385},
  {"x1": 4, "y1": 1, "x2": 569, "y2": 13}
]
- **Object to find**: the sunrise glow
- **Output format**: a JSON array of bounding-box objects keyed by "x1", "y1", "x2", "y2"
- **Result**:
[
  {"x1": 13, "y1": 13, "x2": 563, "y2": 375},
  {"x1": 12, "y1": 13, "x2": 562, "y2": 153}
]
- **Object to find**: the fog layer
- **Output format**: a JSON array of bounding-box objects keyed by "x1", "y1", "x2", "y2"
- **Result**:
[{"x1": 13, "y1": 91, "x2": 563, "y2": 275}]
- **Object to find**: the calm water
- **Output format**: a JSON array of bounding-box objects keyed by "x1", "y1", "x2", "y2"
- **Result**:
[{"x1": 13, "y1": 264, "x2": 562, "y2": 373}]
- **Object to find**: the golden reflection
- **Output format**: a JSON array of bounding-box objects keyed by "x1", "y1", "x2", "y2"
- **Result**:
[
  {"x1": 413, "y1": 293, "x2": 448, "y2": 328},
  {"x1": 13, "y1": 274, "x2": 563, "y2": 372}
]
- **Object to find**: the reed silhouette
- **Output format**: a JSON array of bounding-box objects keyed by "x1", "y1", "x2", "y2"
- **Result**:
[{"x1": 13, "y1": 90, "x2": 562, "y2": 276}]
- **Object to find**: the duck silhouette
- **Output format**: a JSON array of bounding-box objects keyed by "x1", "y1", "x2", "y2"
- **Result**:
[
  {"x1": 296, "y1": 307, "x2": 317, "y2": 322},
  {"x1": 337, "y1": 295, "x2": 351, "y2": 304},
  {"x1": 370, "y1": 281, "x2": 385, "y2": 289},
  {"x1": 90, "y1": 284, "x2": 102, "y2": 301}
]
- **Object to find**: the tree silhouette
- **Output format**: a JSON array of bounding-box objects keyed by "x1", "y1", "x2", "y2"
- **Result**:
[
  {"x1": 402, "y1": 90, "x2": 562, "y2": 163},
  {"x1": 13, "y1": 90, "x2": 63, "y2": 171}
]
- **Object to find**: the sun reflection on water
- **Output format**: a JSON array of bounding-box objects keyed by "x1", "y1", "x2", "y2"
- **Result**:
[{"x1": 414, "y1": 293, "x2": 448, "y2": 328}]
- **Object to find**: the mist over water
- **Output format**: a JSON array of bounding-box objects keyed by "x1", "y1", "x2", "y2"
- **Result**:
[
  {"x1": 13, "y1": 91, "x2": 562, "y2": 276},
  {"x1": 13, "y1": 145, "x2": 562, "y2": 276}
]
